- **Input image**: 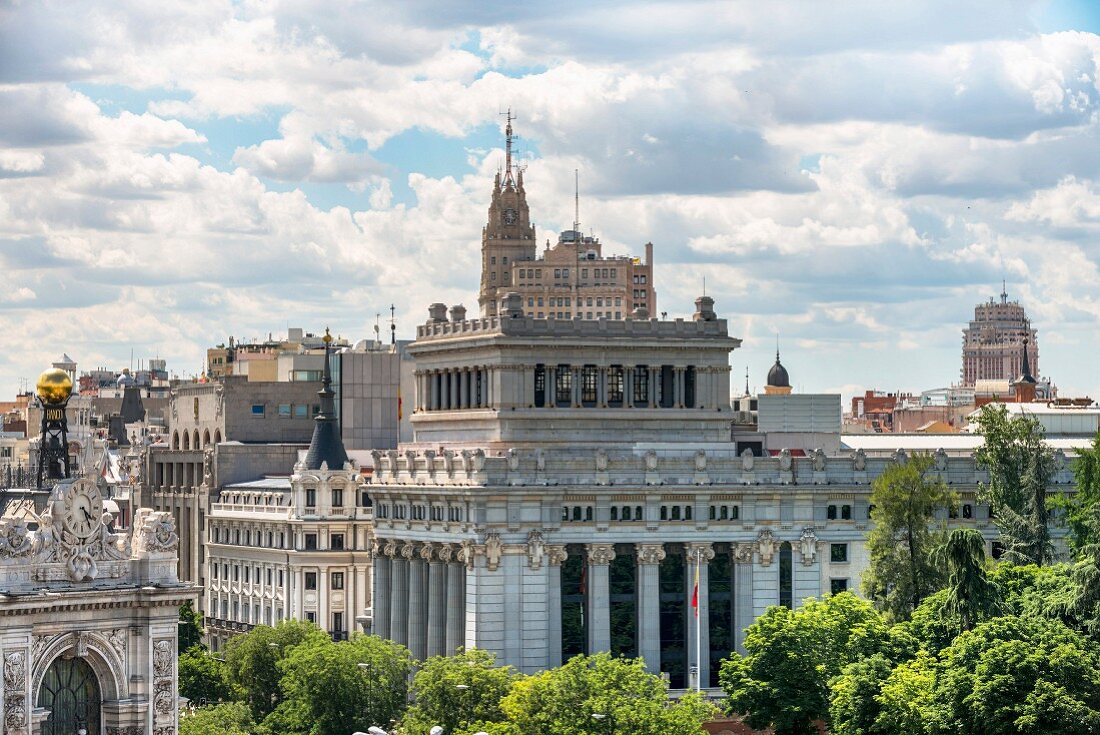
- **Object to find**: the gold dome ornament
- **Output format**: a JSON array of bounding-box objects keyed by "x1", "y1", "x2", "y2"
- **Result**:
[{"x1": 36, "y1": 368, "x2": 73, "y2": 405}]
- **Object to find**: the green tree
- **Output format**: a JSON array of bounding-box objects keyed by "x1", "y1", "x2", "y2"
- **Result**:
[
  {"x1": 223, "y1": 619, "x2": 329, "y2": 721},
  {"x1": 1066, "y1": 506, "x2": 1100, "y2": 637},
  {"x1": 873, "y1": 651, "x2": 935, "y2": 735},
  {"x1": 179, "y1": 647, "x2": 238, "y2": 707},
  {"x1": 265, "y1": 634, "x2": 412, "y2": 735},
  {"x1": 179, "y1": 702, "x2": 257, "y2": 735},
  {"x1": 861, "y1": 455, "x2": 954, "y2": 621},
  {"x1": 500, "y1": 652, "x2": 716, "y2": 735},
  {"x1": 179, "y1": 600, "x2": 205, "y2": 653},
  {"x1": 720, "y1": 593, "x2": 897, "y2": 735},
  {"x1": 932, "y1": 528, "x2": 1002, "y2": 631},
  {"x1": 974, "y1": 403, "x2": 1056, "y2": 566},
  {"x1": 1060, "y1": 432, "x2": 1100, "y2": 551},
  {"x1": 400, "y1": 648, "x2": 518, "y2": 735},
  {"x1": 928, "y1": 616, "x2": 1100, "y2": 735},
  {"x1": 828, "y1": 654, "x2": 894, "y2": 735}
]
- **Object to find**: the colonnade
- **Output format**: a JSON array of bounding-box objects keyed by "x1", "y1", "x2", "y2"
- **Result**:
[
  {"x1": 372, "y1": 539, "x2": 466, "y2": 660},
  {"x1": 415, "y1": 363, "x2": 719, "y2": 412}
]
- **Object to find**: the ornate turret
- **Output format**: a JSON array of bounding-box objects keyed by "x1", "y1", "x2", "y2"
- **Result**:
[
  {"x1": 1013, "y1": 323, "x2": 1038, "y2": 403},
  {"x1": 302, "y1": 329, "x2": 349, "y2": 470}
]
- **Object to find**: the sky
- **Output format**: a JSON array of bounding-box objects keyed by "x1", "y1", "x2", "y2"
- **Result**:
[{"x1": 1, "y1": 0, "x2": 1099, "y2": 402}]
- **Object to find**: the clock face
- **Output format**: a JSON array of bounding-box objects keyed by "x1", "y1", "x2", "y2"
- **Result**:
[
  {"x1": 63, "y1": 479, "x2": 103, "y2": 540},
  {"x1": 502, "y1": 208, "x2": 518, "y2": 226}
]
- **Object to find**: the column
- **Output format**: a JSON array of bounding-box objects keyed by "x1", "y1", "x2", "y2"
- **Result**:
[
  {"x1": 636, "y1": 544, "x2": 665, "y2": 674},
  {"x1": 389, "y1": 542, "x2": 411, "y2": 646},
  {"x1": 572, "y1": 366, "x2": 582, "y2": 408},
  {"x1": 458, "y1": 369, "x2": 468, "y2": 410},
  {"x1": 427, "y1": 545, "x2": 447, "y2": 658},
  {"x1": 585, "y1": 544, "x2": 615, "y2": 654},
  {"x1": 408, "y1": 545, "x2": 428, "y2": 660},
  {"x1": 624, "y1": 366, "x2": 634, "y2": 409},
  {"x1": 674, "y1": 367, "x2": 684, "y2": 408},
  {"x1": 649, "y1": 367, "x2": 658, "y2": 408},
  {"x1": 547, "y1": 546, "x2": 567, "y2": 667},
  {"x1": 734, "y1": 545, "x2": 753, "y2": 654},
  {"x1": 597, "y1": 367, "x2": 607, "y2": 407},
  {"x1": 445, "y1": 551, "x2": 466, "y2": 655},
  {"x1": 684, "y1": 543, "x2": 715, "y2": 688},
  {"x1": 430, "y1": 372, "x2": 440, "y2": 411},
  {"x1": 373, "y1": 544, "x2": 392, "y2": 639}
]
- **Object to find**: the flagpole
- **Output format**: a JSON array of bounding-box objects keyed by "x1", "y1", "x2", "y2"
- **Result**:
[{"x1": 695, "y1": 548, "x2": 702, "y2": 694}]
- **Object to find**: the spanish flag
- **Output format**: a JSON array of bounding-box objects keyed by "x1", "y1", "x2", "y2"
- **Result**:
[{"x1": 691, "y1": 559, "x2": 700, "y2": 618}]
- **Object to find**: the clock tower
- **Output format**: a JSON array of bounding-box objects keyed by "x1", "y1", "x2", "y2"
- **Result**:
[{"x1": 479, "y1": 110, "x2": 536, "y2": 316}]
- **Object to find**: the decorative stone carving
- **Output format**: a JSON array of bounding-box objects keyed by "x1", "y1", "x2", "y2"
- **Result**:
[
  {"x1": 370, "y1": 450, "x2": 383, "y2": 474},
  {"x1": 404, "y1": 450, "x2": 417, "y2": 475},
  {"x1": 852, "y1": 448, "x2": 867, "y2": 471},
  {"x1": 132, "y1": 510, "x2": 178, "y2": 555},
  {"x1": 684, "y1": 542, "x2": 715, "y2": 563},
  {"x1": 0, "y1": 518, "x2": 33, "y2": 558},
  {"x1": 595, "y1": 448, "x2": 608, "y2": 471},
  {"x1": 383, "y1": 538, "x2": 398, "y2": 558},
  {"x1": 778, "y1": 449, "x2": 792, "y2": 472},
  {"x1": 472, "y1": 448, "x2": 486, "y2": 472},
  {"x1": 459, "y1": 449, "x2": 473, "y2": 474},
  {"x1": 3, "y1": 651, "x2": 27, "y2": 735},
  {"x1": 442, "y1": 450, "x2": 454, "y2": 476},
  {"x1": 507, "y1": 448, "x2": 520, "y2": 472},
  {"x1": 152, "y1": 638, "x2": 173, "y2": 677},
  {"x1": 526, "y1": 530, "x2": 546, "y2": 570},
  {"x1": 484, "y1": 532, "x2": 503, "y2": 571},
  {"x1": 422, "y1": 449, "x2": 437, "y2": 474},
  {"x1": 107, "y1": 727, "x2": 146, "y2": 735},
  {"x1": 535, "y1": 448, "x2": 546, "y2": 472},
  {"x1": 73, "y1": 630, "x2": 91, "y2": 658},
  {"x1": 419, "y1": 543, "x2": 435, "y2": 561},
  {"x1": 934, "y1": 447, "x2": 948, "y2": 471},
  {"x1": 694, "y1": 450, "x2": 707, "y2": 472},
  {"x1": 108, "y1": 628, "x2": 128, "y2": 659},
  {"x1": 892, "y1": 448, "x2": 907, "y2": 465},
  {"x1": 437, "y1": 543, "x2": 454, "y2": 563},
  {"x1": 1055, "y1": 449, "x2": 1067, "y2": 471},
  {"x1": 756, "y1": 529, "x2": 777, "y2": 566},
  {"x1": 644, "y1": 450, "x2": 658, "y2": 471},
  {"x1": 385, "y1": 449, "x2": 399, "y2": 473},
  {"x1": 547, "y1": 545, "x2": 568, "y2": 566},
  {"x1": 637, "y1": 544, "x2": 666, "y2": 565},
  {"x1": 30, "y1": 510, "x2": 61, "y2": 560},
  {"x1": 97, "y1": 510, "x2": 131, "y2": 560},
  {"x1": 400, "y1": 542, "x2": 416, "y2": 561},
  {"x1": 202, "y1": 447, "x2": 215, "y2": 487},
  {"x1": 811, "y1": 448, "x2": 826, "y2": 472},
  {"x1": 586, "y1": 543, "x2": 616, "y2": 565},
  {"x1": 741, "y1": 448, "x2": 755, "y2": 471},
  {"x1": 798, "y1": 527, "x2": 818, "y2": 565},
  {"x1": 732, "y1": 543, "x2": 754, "y2": 564},
  {"x1": 459, "y1": 539, "x2": 475, "y2": 571}
]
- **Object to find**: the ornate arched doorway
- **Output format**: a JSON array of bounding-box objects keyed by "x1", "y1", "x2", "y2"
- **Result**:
[{"x1": 37, "y1": 656, "x2": 102, "y2": 735}]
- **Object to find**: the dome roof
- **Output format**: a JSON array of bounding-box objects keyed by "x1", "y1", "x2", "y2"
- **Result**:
[
  {"x1": 117, "y1": 369, "x2": 135, "y2": 388},
  {"x1": 767, "y1": 352, "x2": 790, "y2": 388}
]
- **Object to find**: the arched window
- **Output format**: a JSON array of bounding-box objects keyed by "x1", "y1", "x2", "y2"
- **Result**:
[
  {"x1": 172, "y1": 431, "x2": 179, "y2": 450},
  {"x1": 203, "y1": 429, "x2": 211, "y2": 446},
  {"x1": 182, "y1": 432, "x2": 190, "y2": 450},
  {"x1": 214, "y1": 429, "x2": 222, "y2": 443},
  {"x1": 37, "y1": 656, "x2": 101, "y2": 735},
  {"x1": 193, "y1": 430, "x2": 200, "y2": 449}
]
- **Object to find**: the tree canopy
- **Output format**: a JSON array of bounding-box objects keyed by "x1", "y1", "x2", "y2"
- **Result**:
[
  {"x1": 222, "y1": 619, "x2": 330, "y2": 721},
  {"x1": 400, "y1": 648, "x2": 517, "y2": 735},
  {"x1": 861, "y1": 455, "x2": 954, "y2": 621}
]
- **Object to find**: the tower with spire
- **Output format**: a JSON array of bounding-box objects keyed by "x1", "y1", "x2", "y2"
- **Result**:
[
  {"x1": 479, "y1": 109, "x2": 536, "y2": 317},
  {"x1": 764, "y1": 340, "x2": 792, "y2": 395}
]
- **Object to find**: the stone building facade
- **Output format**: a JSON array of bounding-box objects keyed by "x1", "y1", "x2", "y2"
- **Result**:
[
  {"x1": 0, "y1": 478, "x2": 194, "y2": 734},
  {"x1": 477, "y1": 117, "x2": 656, "y2": 319},
  {"x1": 367, "y1": 293, "x2": 1077, "y2": 690},
  {"x1": 962, "y1": 287, "x2": 1039, "y2": 386}
]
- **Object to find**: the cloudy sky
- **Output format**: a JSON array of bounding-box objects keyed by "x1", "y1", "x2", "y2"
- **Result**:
[{"x1": 2, "y1": 0, "x2": 1099, "y2": 401}]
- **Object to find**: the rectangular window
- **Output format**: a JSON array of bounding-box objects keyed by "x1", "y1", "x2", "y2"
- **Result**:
[
  {"x1": 267, "y1": 568, "x2": 272, "y2": 585},
  {"x1": 841, "y1": 505, "x2": 852, "y2": 520},
  {"x1": 830, "y1": 543, "x2": 848, "y2": 563},
  {"x1": 534, "y1": 364, "x2": 546, "y2": 407},
  {"x1": 582, "y1": 268, "x2": 588, "y2": 278},
  {"x1": 331, "y1": 533, "x2": 345, "y2": 551},
  {"x1": 331, "y1": 489, "x2": 343, "y2": 509},
  {"x1": 251, "y1": 404, "x2": 265, "y2": 417},
  {"x1": 554, "y1": 269, "x2": 561, "y2": 278},
  {"x1": 562, "y1": 268, "x2": 569, "y2": 278},
  {"x1": 332, "y1": 611, "x2": 344, "y2": 633},
  {"x1": 305, "y1": 572, "x2": 317, "y2": 590},
  {"x1": 684, "y1": 366, "x2": 696, "y2": 408},
  {"x1": 306, "y1": 611, "x2": 316, "y2": 624},
  {"x1": 294, "y1": 404, "x2": 308, "y2": 418},
  {"x1": 607, "y1": 365, "x2": 624, "y2": 406},
  {"x1": 581, "y1": 365, "x2": 598, "y2": 406},
  {"x1": 306, "y1": 488, "x2": 316, "y2": 508},
  {"x1": 331, "y1": 572, "x2": 344, "y2": 590},
  {"x1": 659, "y1": 365, "x2": 675, "y2": 408},
  {"x1": 279, "y1": 570, "x2": 284, "y2": 587},
  {"x1": 278, "y1": 403, "x2": 291, "y2": 417},
  {"x1": 555, "y1": 364, "x2": 572, "y2": 405},
  {"x1": 305, "y1": 533, "x2": 318, "y2": 550},
  {"x1": 830, "y1": 578, "x2": 849, "y2": 595},
  {"x1": 610, "y1": 268, "x2": 617, "y2": 279},
  {"x1": 633, "y1": 365, "x2": 649, "y2": 406}
]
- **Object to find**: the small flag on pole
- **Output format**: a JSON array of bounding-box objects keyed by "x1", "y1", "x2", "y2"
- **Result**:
[{"x1": 691, "y1": 559, "x2": 700, "y2": 617}]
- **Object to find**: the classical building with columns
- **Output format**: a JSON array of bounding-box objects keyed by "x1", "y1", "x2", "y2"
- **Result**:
[
  {"x1": 367, "y1": 291, "x2": 1078, "y2": 690},
  {"x1": 204, "y1": 333, "x2": 373, "y2": 650}
]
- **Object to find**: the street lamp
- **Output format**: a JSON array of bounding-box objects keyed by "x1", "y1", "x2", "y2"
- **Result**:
[
  {"x1": 455, "y1": 683, "x2": 472, "y2": 729},
  {"x1": 592, "y1": 712, "x2": 614, "y2": 735}
]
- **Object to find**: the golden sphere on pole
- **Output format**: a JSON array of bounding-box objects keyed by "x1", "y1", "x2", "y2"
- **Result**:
[{"x1": 36, "y1": 368, "x2": 73, "y2": 405}]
